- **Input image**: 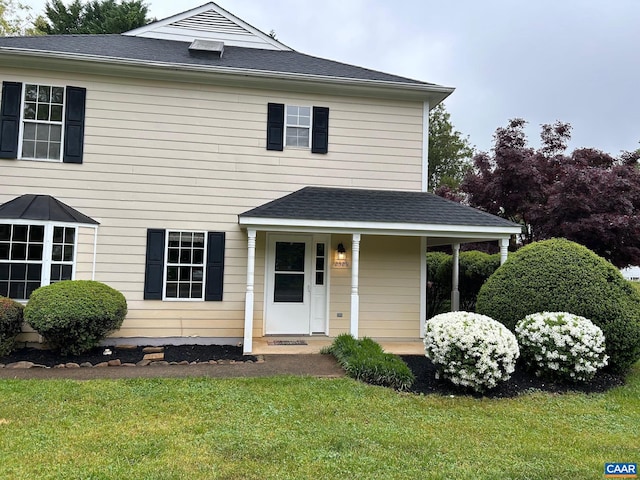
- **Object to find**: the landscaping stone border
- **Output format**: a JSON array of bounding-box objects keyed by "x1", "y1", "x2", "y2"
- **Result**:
[{"x1": 0, "y1": 345, "x2": 264, "y2": 369}]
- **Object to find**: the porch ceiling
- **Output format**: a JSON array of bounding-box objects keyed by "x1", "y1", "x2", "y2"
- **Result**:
[{"x1": 239, "y1": 187, "x2": 521, "y2": 242}]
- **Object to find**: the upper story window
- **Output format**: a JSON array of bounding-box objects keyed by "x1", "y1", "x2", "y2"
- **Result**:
[
  {"x1": 0, "y1": 81, "x2": 86, "y2": 164},
  {"x1": 21, "y1": 84, "x2": 65, "y2": 161},
  {"x1": 0, "y1": 223, "x2": 76, "y2": 301},
  {"x1": 266, "y1": 103, "x2": 329, "y2": 154},
  {"x1": 285, "y1": 105, "x2": 311, "y2": 148}
]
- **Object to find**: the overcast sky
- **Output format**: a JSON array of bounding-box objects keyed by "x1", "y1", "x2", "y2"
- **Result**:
[{"x1": 22, "y1": 0, "x2": 640, "y2": 155}]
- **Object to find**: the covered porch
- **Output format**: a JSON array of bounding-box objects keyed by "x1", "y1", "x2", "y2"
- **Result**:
[
  {"x1": 238, "y1": 187, "x2": 521, "y2": 355},
  {"x1": 251, "y1": 336, "x2": 426, "y2": 355}
]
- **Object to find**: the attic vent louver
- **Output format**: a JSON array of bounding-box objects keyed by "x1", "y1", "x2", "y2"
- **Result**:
[{"x1": 188, "y1": 39, "x2": 224, "y2": 58}]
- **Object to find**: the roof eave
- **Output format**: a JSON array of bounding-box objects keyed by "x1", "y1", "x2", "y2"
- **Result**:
[
  {"x1": 0, "y1": 47, "x2": 455, "y2": 103},
  {"x1": 238, "y1": 215, "x2": 521, "y2": 238}
]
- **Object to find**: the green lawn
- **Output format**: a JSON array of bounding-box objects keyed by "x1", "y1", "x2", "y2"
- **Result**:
[{"x1": 0, "y1": 364, "x2": 638, "y2": 480}]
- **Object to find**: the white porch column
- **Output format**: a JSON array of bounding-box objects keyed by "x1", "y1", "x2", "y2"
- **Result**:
[
  {"x1": 451, "y1": 243, "x2": 460, "y2": 311},
  {"x1": 350, "y1": 233, "x2": 361, "y2": 337},
  {"x1": 499, "y1": 237, "x2": 509, "y2": 265},
  {"x1": 243, "y1": 229, "x2": 256, "y2": 354}
]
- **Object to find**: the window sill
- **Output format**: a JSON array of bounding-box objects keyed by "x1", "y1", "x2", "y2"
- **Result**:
[{"x1": 18, "y1": 157, "x2": 63, "y2": 163}]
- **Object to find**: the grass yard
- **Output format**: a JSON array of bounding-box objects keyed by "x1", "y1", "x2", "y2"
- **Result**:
[{"x1": 0, "y1": 363, "x2": 638, "y2": 480}]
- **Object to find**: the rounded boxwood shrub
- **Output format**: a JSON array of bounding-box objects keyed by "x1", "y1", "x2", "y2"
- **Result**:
[
  {"x1": 476, "y1": 239, "x2": 640, "y2": 373},
  {"x1": 24, "y1": 280, "x2": 127, "y2": 355},
  {"x1": 0, "y1": 296, "x2": 24, "y2": 356},
  {"x1": 516, "y1": 312, "x2": 608, "y2": 382},
  {"x1": 424, "y1": 312, "x2": 520, "y2": 392}
]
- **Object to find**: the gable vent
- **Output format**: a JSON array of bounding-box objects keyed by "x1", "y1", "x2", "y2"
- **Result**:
[
  {"x1": 189, "y1": 39, "x2": 224, "y2": 58},
  {"x1": 171, "y1": 10, "x2": 253, "y2": 36}
]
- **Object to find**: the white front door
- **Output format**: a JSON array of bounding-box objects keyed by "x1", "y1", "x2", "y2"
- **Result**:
[{"x1": 265, "y1": 234, "x2": 328, "y2": 335}]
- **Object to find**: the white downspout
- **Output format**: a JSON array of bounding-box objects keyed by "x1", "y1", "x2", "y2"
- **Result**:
[
  {"x1": 92, "y1": 225, "x2": 98, "y2": 280},
  {"x1": 422, "y1": 101, "x2": 430, "y2": 192}
]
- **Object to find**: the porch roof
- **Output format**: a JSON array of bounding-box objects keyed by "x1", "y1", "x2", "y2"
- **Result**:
[
  {"x1": 238, "y1": 187, "x2": 521, "y2": 245},
  {"x1": 0, "y1": 194, "x2": 99, "y2": 225}
]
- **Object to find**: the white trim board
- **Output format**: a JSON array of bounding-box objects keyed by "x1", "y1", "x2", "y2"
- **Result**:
[{"x1": 239, "y1": 217, "x2": 521, "y2": 238}]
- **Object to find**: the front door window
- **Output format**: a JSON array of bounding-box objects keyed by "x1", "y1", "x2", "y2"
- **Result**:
[{"x1": 274, "y1": 241, "x2": 305, "y2": 302}]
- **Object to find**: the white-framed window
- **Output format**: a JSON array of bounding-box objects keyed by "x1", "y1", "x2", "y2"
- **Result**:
[
  {"x1": 314, "y1": 242, "x2": 326, "y2": 286},
  {"x1": 20, "y1": 83, "x2": 65, "y2": 161},
  {"x1": 164, "y1": 230, "x2": 206, "y2": 300},
  {"x1": 0, "y1": 222, "x2": 77, "y2": 300},
  {"x1": 285, "y1": 105, "x2": 311, "y2": 148}
]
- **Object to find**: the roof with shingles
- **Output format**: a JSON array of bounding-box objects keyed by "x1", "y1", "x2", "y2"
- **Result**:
[
  {"x1": 0, "y1": 34, "x2": 433, "y2": 86},
  {"x1": 240, "y1": 187, "x2": 519, "y2": 228},
  {"x1": 0, "y1": 194, "x2": 99, "y2": 225}
]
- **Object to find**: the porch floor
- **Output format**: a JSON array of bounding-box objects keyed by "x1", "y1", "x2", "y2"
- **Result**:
[{"x1": 251, "y1": 337, "x2": 425, "y2": 355}]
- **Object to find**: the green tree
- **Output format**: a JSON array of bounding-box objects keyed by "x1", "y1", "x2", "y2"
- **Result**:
[
  {"x1": 428, "y1": 103, "x2": 474, "y2": 191},
  {"x1": 0, "y1": 0, "x2": 39, "y2": 36},
  {"x1": 35, "y1": 0, "x2": 151, "y2": 35}
]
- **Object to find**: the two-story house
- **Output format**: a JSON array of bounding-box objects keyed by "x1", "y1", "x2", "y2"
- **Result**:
[{"x1": 0, "y1": 3, "x2": 520, "y2": 353}]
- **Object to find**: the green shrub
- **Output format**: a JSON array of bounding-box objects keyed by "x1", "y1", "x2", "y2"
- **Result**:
[
  {"x1": 426, "y1": 251, "x2": 451, "y2": 318},
  {"x1": 325, "y1": 334, "x2": 415, "y2": 390},
  {"x1": 476, "y1": 239, "x2": 640, "y2": 373},
  {"x1": 24, "y1": 280, "x2": 127, "y2": 355},
  {"x1": 435, "y1": 251, "x2": 500, "y2": 312},
  {"x1": 424, "y1": 312, "x2": 520, "y2": 392},
  {"x1": 0, "y1": 297, "x2": 24, "y2": 356},
  {"x1": 516, "y1": 312, "x2": 608, "y2": 382}
]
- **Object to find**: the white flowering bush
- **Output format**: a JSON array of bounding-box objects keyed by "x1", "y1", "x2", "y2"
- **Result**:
[
  {"x1": 515, "y1": 312, "x2": 608, "y2": 382},
  {"x1": 424, "y1": 312, "x2": 520, "y2": 392}
]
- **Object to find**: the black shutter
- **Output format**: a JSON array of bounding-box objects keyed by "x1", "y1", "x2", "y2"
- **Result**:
[
  {"x1": 311, "y1": 106, "x2": 329, "y2": 154},
  {"x1": 144, "y1": 229, "x2": 165, "y2": 300},
  {"x1": 0, "y1": 82, "x2": 22, "y2": 159},
  {"x1": 266, "y1": 102, "x2": 284, "y2": 151},
  {"x1": 205, "y1": 232, "x2": 225, "y2": 301},
  {"x1": 63, "y1": 86, "x2": 86, "y2": 164}
]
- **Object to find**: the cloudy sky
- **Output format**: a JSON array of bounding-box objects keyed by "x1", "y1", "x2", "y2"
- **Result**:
[{"x1": 22, "y1": 0, "x2": 640, "y2": 155}]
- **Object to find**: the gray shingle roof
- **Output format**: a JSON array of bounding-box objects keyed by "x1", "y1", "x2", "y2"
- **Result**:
[
  {"x1": 0, "y1": 194, "x2": 99, "y2": 225},
  {"x1": 0, "y1": 34, "x2": 432, "y2": 86},
  {"x1": 240, "y1": 187, "x2": 520, "y2": 228}
]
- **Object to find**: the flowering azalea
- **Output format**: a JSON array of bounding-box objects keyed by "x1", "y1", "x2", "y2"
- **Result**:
[
  {"x1": 424, "y1": 312, "x2": 520, "y2": 392},
  {"x1": 516, "y1": 312, "x2": 608, "y2": 382}
]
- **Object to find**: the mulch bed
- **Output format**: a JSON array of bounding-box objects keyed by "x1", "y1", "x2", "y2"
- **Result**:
[
  {"x1": 0, "y1": 346, "x2": 628, "y2": 398},
  {"x1": 0, "y1": 344, "x2": 254, "y2": 367},
  {"x1": 401, "y1": 355, "x2": 626, "y2": 398}
]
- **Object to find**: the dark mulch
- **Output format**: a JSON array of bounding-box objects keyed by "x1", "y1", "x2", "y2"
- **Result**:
[
  {"x1": 401, "y1": 355, "x2": 626, "y2": 398},
  {"x1": 0, "y1": 344, "x2": 255, "y2": 367}
]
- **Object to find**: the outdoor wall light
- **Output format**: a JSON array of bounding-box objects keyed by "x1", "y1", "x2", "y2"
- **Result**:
[{"x1": 333, "y1": 243, "x2": 349, "y2": 268}]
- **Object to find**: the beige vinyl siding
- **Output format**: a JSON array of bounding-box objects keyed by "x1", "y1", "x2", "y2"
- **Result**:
[
  {"x1": 359, "y1": 236, "x2": 421, "y2": 338},
  {"x1": 327, "y1": 234, "x2": 352, "y2": 336},
  {"x1": 327, "y1": 235, "x2": 422, "y2": 339},
  {"x1": 1, "y1": 67, "x2": 424, "y2": 341},
  {"x1": 74, "y1": 226, "x2": 97, "y2": 281}
]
